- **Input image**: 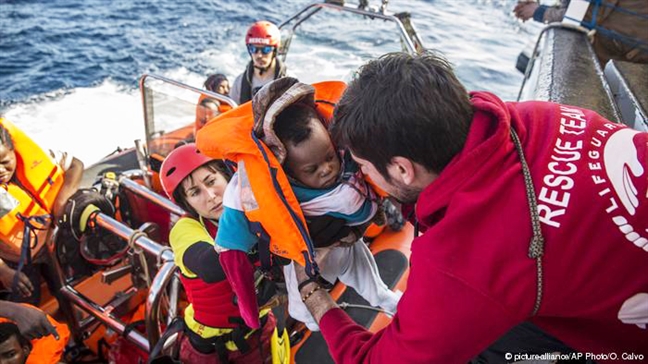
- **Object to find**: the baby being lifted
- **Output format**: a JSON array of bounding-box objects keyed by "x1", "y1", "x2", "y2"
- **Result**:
[
  {"x1": 213, "y1": 78, "x2": 400, "y2": 331},
  {"x1": 274, "y1": 104, "x2": 401, "y2": 331}
]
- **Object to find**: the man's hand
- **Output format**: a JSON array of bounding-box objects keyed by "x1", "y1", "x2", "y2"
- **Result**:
[
  {"x1": 0, "y1": 301, "x2": 60, "y2": 341},
  {"x1": 513, "y1": 1, "x2": 539, "y2": 21},
  {"x1": 15, "y1": 304, "x2": 60, "y2": 340},
  {"x1": 0, "y1": 262, "x2": 33, "y2": 297},
  {"x1": 293, "y1": 263, "x2": 339, "y2": 323}
]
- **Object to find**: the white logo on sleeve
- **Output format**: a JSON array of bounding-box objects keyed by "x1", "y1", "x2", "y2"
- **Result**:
[
  {"x1": 618, "y1": 292, "x2": 648, "y2": 329},
  {"x1": 604, "y1": 129, "x2": 644, "y2": 215}
]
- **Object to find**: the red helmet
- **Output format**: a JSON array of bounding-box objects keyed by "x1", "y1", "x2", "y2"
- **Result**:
[
  {"x1": 159, "y1": 143, "x2": 212, "y2": 201},
  {"x1": 245, "y1": 21, "x2": 280, "y2": 46}
]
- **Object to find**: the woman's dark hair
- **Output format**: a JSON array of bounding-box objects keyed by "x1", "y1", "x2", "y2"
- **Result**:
[
  {"x1": 331, "y1": 51, "x2": 473, "y2": 179},
  {"x1": 172, "y1": 160, "x2": 231, "y2": 218},
  {"x1": 0, "y1": 123, "x2": 15, "y2": 150},
  {"x1": 274, "y1": 104, "x2": 320, "y2": 147},
  {"x1": 204, "y1": 73, "x2": 229, "y2": 94},
  {"x1": 0, "y1": 322, "x2": 32, "y2": 350}
]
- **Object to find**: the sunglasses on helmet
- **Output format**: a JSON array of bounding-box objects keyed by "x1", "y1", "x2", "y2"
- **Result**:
[{"x1": 247, "y1": 45, "x2": 275, "y2": 55}]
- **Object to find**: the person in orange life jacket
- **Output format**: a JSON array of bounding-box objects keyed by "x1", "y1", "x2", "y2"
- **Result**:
[
  {"x1": 194, "y1": 74, "x2": 233, "y2": 137},
  {"x1": 291, "y1": 51, "x2": 648, "y2": 363},
  {"x1": 0, "y1": 301, "x2": 69, "y2": 364},
  {"x1": 513, "y1": 0, "x2": 648, "y2": 64},
  {"x1": 210, "y1": 78, "x2": 400, "y2": 332},
  {"x1": 0, "y1": 322, "x2": 31, "y2": 364},
  {"x1": 195, "y1": 98, "x2": 222, "y2": 135},
  {"x1": 248, "y1": 99, "x2": 401, "y2": 331},
  {"x1": 0, "y1": 121, "x2": 83, "y2": 305},
  {"x1": 229, "y1": 21, "x2": 287, "y2": 105},
  {"x1": 204, "y1": 74, "x2": 231, "y2": 96},
  {"x1": 160, "y1": 144, "x2": 276, "y2": 364},
  {"x1": 0, "y1": 301, "x2": 58, "y2": 342}
]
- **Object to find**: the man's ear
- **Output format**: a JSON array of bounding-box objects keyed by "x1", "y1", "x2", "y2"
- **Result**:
[{"x1": 389, "y1": 156, "x2": 417, "y2": 185}]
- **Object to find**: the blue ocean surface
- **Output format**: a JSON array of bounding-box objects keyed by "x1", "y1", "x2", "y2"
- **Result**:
[{"x1": 0, "y1": 0, "x2": 542, "y2": 165}]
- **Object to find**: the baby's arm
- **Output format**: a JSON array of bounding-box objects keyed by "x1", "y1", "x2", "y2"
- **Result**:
[
  {"x1": 337, "y1": 198, "x2": 386, "y2": 246},
  {"x1": 215, "y1": 174, "x2": 259, "y2": 252}
]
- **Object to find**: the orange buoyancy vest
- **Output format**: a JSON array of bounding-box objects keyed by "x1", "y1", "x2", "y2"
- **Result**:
[
  {"x1": 195, "y1": 94, "x2": 234, "y2": 135},
  {"x1": 0, "y1": 118, "x2": 64, "y2": 262},
  {"x1": 0, "y1": 304, "x2": 71, "y2": 364},
  {"x1": 196, "y1": 81, "x2": 346, "y2": 275}
]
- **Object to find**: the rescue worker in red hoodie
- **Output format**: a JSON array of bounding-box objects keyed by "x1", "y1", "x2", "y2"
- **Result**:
[
  {"x1": 0, "y1": 118, "x2": 83, "y2": 305},
  {"x1": 160, "y1": 144, "x2": 277, "y2": 364},
  {"x1": 229, "y1": 21, "x2": 287, "y2": 105},
  {"x1": 292, "y1": 52, "x2": 648, "y2": 363}
]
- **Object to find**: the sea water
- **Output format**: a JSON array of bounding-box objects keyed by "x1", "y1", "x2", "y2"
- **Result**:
[{"x1": 0, "y1": 0, "x2": 542, "y2": 166}]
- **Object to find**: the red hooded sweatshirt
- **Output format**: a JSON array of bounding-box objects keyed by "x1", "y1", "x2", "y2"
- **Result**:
[{"x1": 319, "y1": 92, "x2": 648, "y2": 363}]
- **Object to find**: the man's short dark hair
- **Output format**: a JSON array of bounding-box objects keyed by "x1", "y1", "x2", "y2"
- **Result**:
[
  {"x1": 274, "y1": 104, "x2": 319, "y2": 147},
  {"x1": 0, "y1": 322, "x2": 31, "y2": 350},
  {"x1": 330, "y1": 51, "x2": 473, "y2": 179}
]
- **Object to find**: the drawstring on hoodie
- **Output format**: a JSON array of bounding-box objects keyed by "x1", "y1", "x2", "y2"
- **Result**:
[{"x1": 510, "y1": 128, "x2": 545, "y2": 316}]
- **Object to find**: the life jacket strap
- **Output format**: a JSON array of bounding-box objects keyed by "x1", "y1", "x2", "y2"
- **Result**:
[{"x1": 12, "y1": 213, "x2": 50, "y2": 291}]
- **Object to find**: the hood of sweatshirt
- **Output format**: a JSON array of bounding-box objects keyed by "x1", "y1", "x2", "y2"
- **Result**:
[
  {"x1": 251, "y1": 77, "x2": 316, "y2": 165},
  {"x1": 415, "y1": 91, "x2": 525, "y2": 227}
]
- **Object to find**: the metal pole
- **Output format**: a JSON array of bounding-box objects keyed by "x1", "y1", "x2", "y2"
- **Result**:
[
  {"x1": 145, "y1": 261, "x2": 177, "y2": 347},
  {"x1": 93, "y1": 213, "x2": 174, "y2": 262},
  {"x1": 119, "y1": 177, "x2": 185, "y2": 216},
  {"x1": 61, "y1": 286, "x2": 150, "y2": 352},
  {"x1": 44, "y1": 228, "x2": 84, "y2": 344}
]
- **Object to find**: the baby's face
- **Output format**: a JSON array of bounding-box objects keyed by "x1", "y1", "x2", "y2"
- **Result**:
[{"x1": 284, "y1": 118, "x2": 341, "y2": 189}]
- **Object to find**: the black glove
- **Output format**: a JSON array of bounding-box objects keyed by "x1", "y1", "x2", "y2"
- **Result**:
[{"x1": 306, "y1": 215, "x2": 352, "y2": 248}]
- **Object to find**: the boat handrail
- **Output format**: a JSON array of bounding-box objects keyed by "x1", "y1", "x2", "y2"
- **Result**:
[
  {"x1": 94, "y1": 213, "x2": 174, "y2": 262},
  {"x1": 517, "y1": 22, "x2": 589, "y2": 101},
  {"x1": 48, "y1": 206, "x2": 179, "y2": 352},
  {"x1": 93, "y1": 212, "x2": 176, "y2": 349},
  {"x1": 517, "y1": 23, "x2": 623, "y2": 123},
  {"x1": 60, "y1": 285, "x2": 152, "y2": 352},
  {"x1": 604, "y1": 61, "x2": 648, "y2": 131},
  {"x1": 139, "y1": 73, "x2": 238, "y2": 158},
  {"x1": 278, "y1": 1, "x2": 419, "y2": 57},
  {"x1": 119, "y1": 172, "x2": 186, "y2": 216},
  {"x1": 139, "y1": 74, "x2": 237, "y2": 109}
]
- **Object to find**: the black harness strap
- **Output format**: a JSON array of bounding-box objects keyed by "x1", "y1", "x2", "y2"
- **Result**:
[
  {"x1": 185, "y1": 314, "x2": 269, "y2": 363},
  {"x1": 12, "y1": 213, "x2": 50, "y2": 292},
  {"x1": 147, "y1": 317, "x2": 184, "y2": 364}
]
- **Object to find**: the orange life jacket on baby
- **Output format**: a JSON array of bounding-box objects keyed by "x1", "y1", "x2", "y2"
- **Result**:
[
  {"x1": 0, "y1": 118, "x2": 64, "y2": 262},
  {"x1": 196, "y1": 81, "x2": 346, "y2": 275}
]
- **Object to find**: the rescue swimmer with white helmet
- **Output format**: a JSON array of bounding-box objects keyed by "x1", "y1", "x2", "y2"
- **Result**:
[{"x1": 229, "y1": 21, "x2": 287, "y2": 104}]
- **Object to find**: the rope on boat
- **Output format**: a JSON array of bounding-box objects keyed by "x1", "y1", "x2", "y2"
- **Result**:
[
  {"x1": 338, "y1": 302, "x2": 394, "y2": 317},
  {"x1": 156, "y1": 246, "x2": 173, "y2": 268},
  {"x1": 128, "y1": 229, "x2": 152, "y2": 286}
]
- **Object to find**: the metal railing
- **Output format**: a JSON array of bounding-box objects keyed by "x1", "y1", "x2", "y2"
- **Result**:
[
  {"x1": 47, "y1": 174, "x2": 187, "y2": 352},
  {"x1": 139, "y1": 73, "x2": 239, "y2": 156},
  {"x1": 278, "y1": 2, "x2": 419, "y2": 58}
]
